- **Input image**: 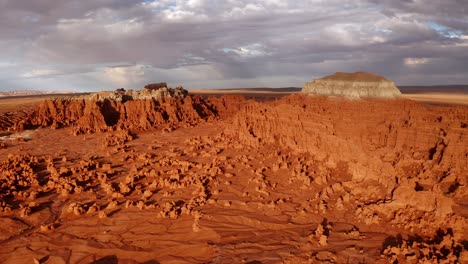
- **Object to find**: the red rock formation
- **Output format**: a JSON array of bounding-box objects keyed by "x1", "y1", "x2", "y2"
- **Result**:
[
  {"x1": 228, "y1": 95, "x2": 467, "y2": 177},
  {"x1": 0, "y1": 110, "x2": 31, "y2": 131},
  {"x1": 17, "y1": 96, "x2": 220, "y2": 134},
  {"x1": 1, "y1": 92, "x2": 466, "y2": 263},
  {"x1": 227, "y1": 94, "x2": 468, "y2": 238},
  {"x1": 205, "y1": 95, "x2": 249, "y2": 119}
]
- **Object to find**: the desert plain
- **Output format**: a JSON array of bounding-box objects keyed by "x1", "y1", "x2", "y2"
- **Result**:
[{"x1": 0, "y1": 82, "x2": 467, "y2": 264}]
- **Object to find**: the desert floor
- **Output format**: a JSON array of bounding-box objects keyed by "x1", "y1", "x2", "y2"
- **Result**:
[
  {"x1": 191, "y1": 89, "x2": 468, "y2": 106},
  {"x1": 401, "y1": 93, "x2": 468, "y2": 106}
]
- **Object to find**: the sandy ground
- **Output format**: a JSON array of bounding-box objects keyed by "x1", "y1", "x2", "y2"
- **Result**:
[
  {"x1": 402, "y1": 93, "x2": 468, "y2": 106},
  {"x1": 190, "y1": 89, "x2": 297, "y2": 95},
  {"x1": 191, "y1": 89, "x2": 468, "y2": 106},
  {"x1": 0, "y1": 97, "x2": 53, "y2": 112}
]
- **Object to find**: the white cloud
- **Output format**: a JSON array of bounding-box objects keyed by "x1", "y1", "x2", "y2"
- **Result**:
[
  {"x1": 56, "y1": 9, "x2": 144, "y2": 41},
  {"x1": 101, "y1": 64, "x2": 146, "y2": 86},
  {"x1": 322, "y1": 23, "x2": 364, "y2": 46},
  {"x1": 263, "y1": 0, "x2": 289, "y2": 8},
  {"x1": 223, "y1": 43, "x2": 272, "y2": 57},
  {"x1": 103, "y1": 18, "x2": 144, "y2": 37},
  {"x1": 99, "y1": 63, "x2": 224, "y2": 88},
  {"x1": 155, "y1": 64, "x2": 224, "y2": 82},
  {"x1": 223, "y1": 3, "x2": 266, "y2": 18},
  {"x1": 186, "y1": 0, "x2": 208, "y2": 9},
  {"x1": 404, "y1": 57, "x2": 430, "y2": 66},
  {"x1": 21, "y1": 69, "x2": 58, "y2": 78},
  {"x1": 0, "y1": 61, "x2": 16, "y2": 68}
]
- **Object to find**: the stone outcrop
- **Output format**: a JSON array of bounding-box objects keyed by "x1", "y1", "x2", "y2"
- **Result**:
[
  {"x1": 0, "y1": 92, "x2": 247, "y2": 136},
  {"x1": 8, "y1": 92, "x2": 249, "y2": 135},
  {"x1": 17, "y1": 95, "x2": 218, "y2": 134},
  {"x1": 302, "y1": 71, "x2": 402, "y2": 98},
  {"x1": 144, "y1": 83, "x2": 168, "y2": 90},
  {"x1": 87, "y1": 85, "x2": 188, "y2": 102},
  {"x1": 227, "y1": 94, "x2": 467, "y2": 242},
  {"x1": 0, "y1": 92, "x2": 467, "y2": 263}
]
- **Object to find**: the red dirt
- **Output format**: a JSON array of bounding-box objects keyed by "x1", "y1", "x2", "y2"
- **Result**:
[{"x1": 0, "y1": 94, "x2": 466, "y2": 263}]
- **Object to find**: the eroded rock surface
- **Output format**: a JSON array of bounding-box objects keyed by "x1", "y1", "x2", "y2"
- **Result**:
[
  {"x1": 87, "y1": 85, "x2": 187, "y2": 101},
  {"x1": 0, "y1": 93, "x2": 466, "y2": 263},
  {"x1": 227, "y1": 94, "x2": 467, "y2": 261},
  {"x1": 16, "y1": 95, "x2": 218, "y2": 135}
]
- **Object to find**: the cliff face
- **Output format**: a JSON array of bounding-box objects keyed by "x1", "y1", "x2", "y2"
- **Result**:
[
  {"x1": 303, "y1": 72, "x2": 402, "y2": 98},
  {"x1": 17, "y1": 96, "x2": 220, "y2": 134},
  {"x1": 230, "y1": 95, "x2": 466, "y2": 165},
  {"x1": 228, "y1": 95, "x2": 467, "y2": 179},
  {"x1": 227, "y1": 95, "x2": 467, "y2": 238}
]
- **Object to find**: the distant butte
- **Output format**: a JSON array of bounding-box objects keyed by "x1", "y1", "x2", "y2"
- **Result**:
[{"x1": 303, "y1": 71, "x2": 402, "y2": 98}]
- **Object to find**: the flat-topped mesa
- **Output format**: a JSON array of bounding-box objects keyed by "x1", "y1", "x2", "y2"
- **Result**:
[
  {"x1": 87, "y1": 83, "x2": 188, "y2": 101},
  {"x1": 302, "y1": 72, "x2": 402, "y2": 99}
]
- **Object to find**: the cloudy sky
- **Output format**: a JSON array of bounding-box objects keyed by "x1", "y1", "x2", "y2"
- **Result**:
[{"x1": 0, "y1": 0, "x2": 467, "y2": 91}]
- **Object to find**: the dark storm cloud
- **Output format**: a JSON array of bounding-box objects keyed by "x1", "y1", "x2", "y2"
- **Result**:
[{"x1": 0, "y1": 0, "x2": 467, "y2": 91}]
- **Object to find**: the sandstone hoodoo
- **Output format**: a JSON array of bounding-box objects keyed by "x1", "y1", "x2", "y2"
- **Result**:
[{"x1": 302, "y1": 71, "x2": 402, "y2": 98}]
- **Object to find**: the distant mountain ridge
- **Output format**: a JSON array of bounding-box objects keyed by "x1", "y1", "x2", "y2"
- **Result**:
[
  {"x1": 207, "y1": 85, "x2": 468, "y2": 94},
  {"x1": 0, "y1": 90, "x2": 76, "y2": 97},
  {"x1": 216, "y1": 87, "x2": 301, "y2": 92},
  {"x1": 398, "y1": 85, "x2": 468, "y2": 94}
]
